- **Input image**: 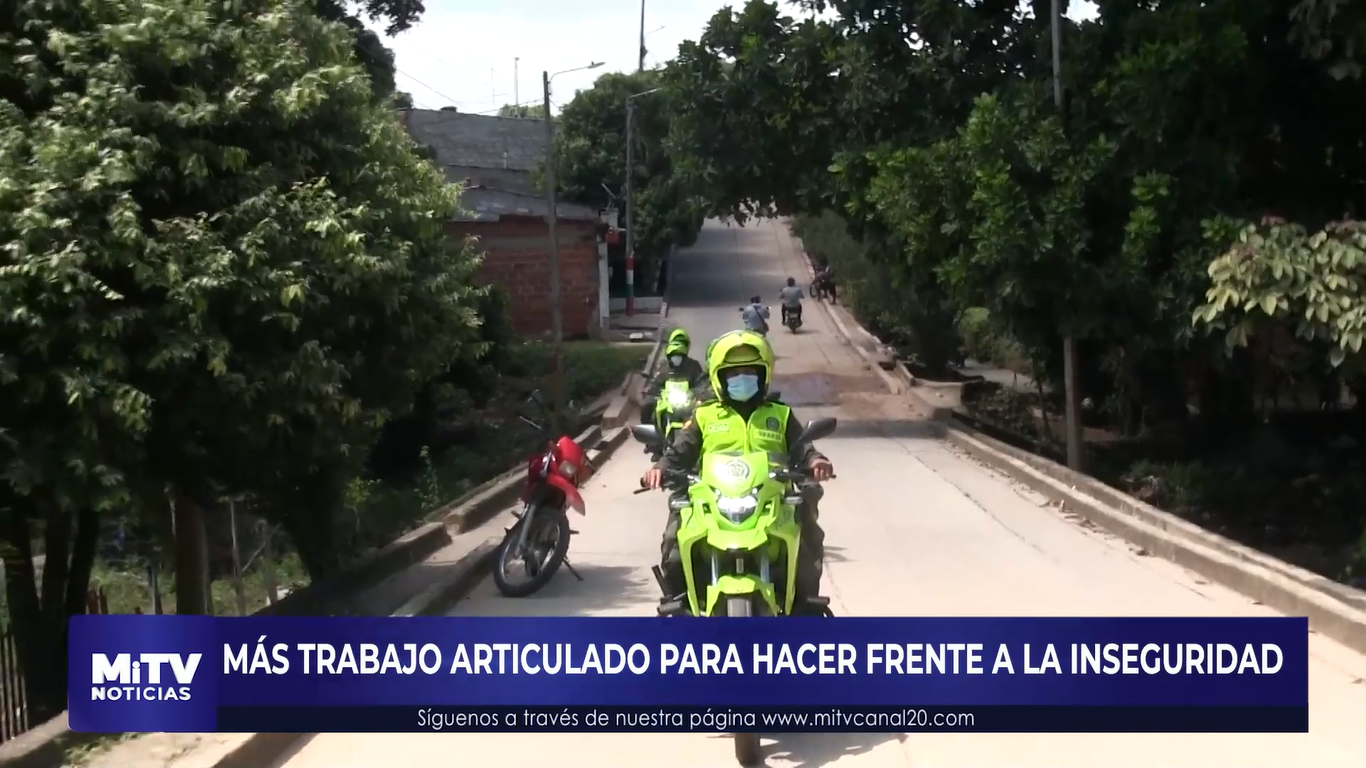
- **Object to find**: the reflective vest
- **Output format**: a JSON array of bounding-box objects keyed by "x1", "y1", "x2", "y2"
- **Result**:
[{"x1": 693, "y1": 401, "x2": 791, "y2": 465}]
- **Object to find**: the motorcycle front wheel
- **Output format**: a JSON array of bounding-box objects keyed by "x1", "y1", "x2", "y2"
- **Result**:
[
  {"x1": 726, "y1": 596, "x2": 763, "y2": 766},
  {"x1": 492, "y1": 507, "x2": 571, "y2": 598}
]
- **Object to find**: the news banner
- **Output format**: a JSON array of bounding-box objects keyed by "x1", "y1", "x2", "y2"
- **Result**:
[{"x1": 68, "y1": 616, "x2": 1309, "y2": 734}]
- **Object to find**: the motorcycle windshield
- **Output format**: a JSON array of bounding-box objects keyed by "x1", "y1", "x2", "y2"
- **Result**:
[{"x1": 699, "y1": 452, "x2": 771, "y2": 497}]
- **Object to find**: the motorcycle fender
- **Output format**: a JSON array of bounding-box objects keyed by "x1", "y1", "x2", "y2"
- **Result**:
[
  {"x1": 545, "y1": 473, "x2": 585, "y2": 515},
  {"x1": 706, "y1": 578, "x2": 779, "y2": 617},
  {"x1": 704, "y1": 526, "x2": 768, "y2": 553}
]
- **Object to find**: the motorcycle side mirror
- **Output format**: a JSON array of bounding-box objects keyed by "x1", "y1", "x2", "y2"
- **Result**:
[
  {"x1": 527, "y1": 389, "x2": 545, "y2": 407},
  {"x1": 629, "y1": 423, "x2": 661, "y2": 446},
  {"x1": 768, "y1": 390, "x2": 783, "y2": 401},
  {"x1": 801, "y1": 417, "x2": 837, "y2": 443}
]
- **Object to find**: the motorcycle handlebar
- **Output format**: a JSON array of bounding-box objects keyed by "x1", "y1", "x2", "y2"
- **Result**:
[{"x1": 637, "y1": 469, "x2": 836, "y2": 494}]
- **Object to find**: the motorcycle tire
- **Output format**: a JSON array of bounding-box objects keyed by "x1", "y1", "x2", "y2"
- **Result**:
[
  {"x1": 808, "y1": 284, "x2": 818, "y2": 299},
  {"x1": 726, "y1": 597, "x2": 763, "y2": 766},
  {"x1": 492, "y1": 507, "x2": 572, "y2": 598}
]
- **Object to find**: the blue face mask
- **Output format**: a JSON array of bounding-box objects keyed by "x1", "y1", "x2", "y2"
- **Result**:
[
  {"x1": 669, "y1": 355, "x2": 683, "y2": 367},
  {"x1": 725, "y1": 374, "x2": 761, "y2": 402}
]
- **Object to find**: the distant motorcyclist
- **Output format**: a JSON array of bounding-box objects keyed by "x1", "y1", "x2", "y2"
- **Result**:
[
  {"x1": 740, "y1": 295, "x2": 770, "y2": 334},
  {"x1": 640, "y1": 328, "x2": 709, "y2": 426},
  {"x1": 779, "y1": 277, "x2": 804, "y2": 327},
  {"x1": 642, "y1": 330, "x2": 835, "y2": 614},
  {"x1": 814, "y1": 262, "x2": 837, "y2": 302}
]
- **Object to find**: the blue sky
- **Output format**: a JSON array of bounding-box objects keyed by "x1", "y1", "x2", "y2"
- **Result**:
[{"x1": 367, "y1": 0, "x2": 1098, "y2": 115}]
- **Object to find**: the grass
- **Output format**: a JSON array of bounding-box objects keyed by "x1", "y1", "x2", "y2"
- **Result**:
[
  {"x1": 342, "y1": 340, "x2": 649, "y2": 552},
  {"x1": 62, "y1": 733, "x2": 137, "y2": 767},
  {"x1": 87, "y1": 553, "x2": 310, "y2": 617}
]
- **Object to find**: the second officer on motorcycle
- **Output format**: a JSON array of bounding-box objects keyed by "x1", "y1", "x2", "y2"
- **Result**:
[
  {"x1": 642, "y1": 330, "x2": 835, "y2": 615},
  {"x1": 640, "y1": 328, "x2": 709, "y2": 427}
]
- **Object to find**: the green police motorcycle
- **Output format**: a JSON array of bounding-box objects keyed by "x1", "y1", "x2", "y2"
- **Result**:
[
  {"x1": 629, "y1": 416, "x2": 838, "y2": 765},
  {"x1": 648, "y1": 379, "x2": 698, "y2": 460}
]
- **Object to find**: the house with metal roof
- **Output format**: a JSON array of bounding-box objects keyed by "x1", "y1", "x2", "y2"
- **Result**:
[{"x1": 400, "y1": 108, "x2": 605, "y2": 338}]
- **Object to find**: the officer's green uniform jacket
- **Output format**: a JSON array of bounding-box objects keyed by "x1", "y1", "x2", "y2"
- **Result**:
[{"x1": 654, "y1": 398, "x2": 825, "y2": 474}]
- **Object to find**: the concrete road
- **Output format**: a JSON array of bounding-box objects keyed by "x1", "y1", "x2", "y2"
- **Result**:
[{"x1": 281, "y1": 220, "x2": 1366, "y2": 767}]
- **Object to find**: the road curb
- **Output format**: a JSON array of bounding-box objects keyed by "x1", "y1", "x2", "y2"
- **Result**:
[
  {"x1": 787, "y1": 225, "x2": 908, "y2": 399},
  {"x1": 817, "y1": 300, "x2": 905, "y2": 396},
  {"x1": 254, "y1": 524, "x2": 453, "y2": 617},
  {"x1": 943, "y1": 423, "x2": 1366, "y2": 654},
  {"x1": 201, "y1": 429, "x2": 641, "y2": 768},
  {"x1": 205, "y1": 537, "x2": 504, "y2": 768},
  {"x1": 391, "y1": 538, "x2": 501, "y2": 617}
]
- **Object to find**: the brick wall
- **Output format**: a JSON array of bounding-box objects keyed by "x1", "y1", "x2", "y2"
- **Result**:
[{"x1": 449, "y1": 216, "x2": 600, "y2": 338}]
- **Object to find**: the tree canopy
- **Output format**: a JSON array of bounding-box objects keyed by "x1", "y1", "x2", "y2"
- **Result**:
[
  {"x1": 0, "y1": 0, "x2": 481, "y2": 716},
  {"x1": 551, "y1": 69, "x2": 705, "y2": 272}
]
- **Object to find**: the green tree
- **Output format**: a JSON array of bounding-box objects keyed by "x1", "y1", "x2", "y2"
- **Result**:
[
  {"x1": 663, "y1": 2, "x2": 840, "y2": 222},
  {"x1": 554, "y1": 70, "x2": 701, "y2": 283},
  {"x1": 0, "y1": 0, "x2": 481, "y2": 715},
  {"x1": 315, "y1": 0, "x2": 427, "y2": 99},
  {"x1": 498, "y1": 103, "x2": 544, "y2": 119}
]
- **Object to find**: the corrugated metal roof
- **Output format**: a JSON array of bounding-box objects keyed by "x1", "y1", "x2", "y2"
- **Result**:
[
  {"x1": 402, "y1": 109, "x2": 596, "y2": 222},
  {"x1": 455, "y1": 187, "x2": 597, "y2": 223},
  {"x1": 405, "y1": 109, "x2": 546, "y2": 171}
]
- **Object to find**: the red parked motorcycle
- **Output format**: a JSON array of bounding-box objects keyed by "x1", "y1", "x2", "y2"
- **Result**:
[{"x1": 492, "y1": 390, "x2": 592, "y2": 597}]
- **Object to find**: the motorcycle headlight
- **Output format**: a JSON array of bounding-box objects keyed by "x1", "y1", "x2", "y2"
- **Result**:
[
  {"x1": 667, "y1": 391, "x2": 691, "y2": 407},
  {"x1": 715, "y1": 491, "x2": 759, "y2": 523}
]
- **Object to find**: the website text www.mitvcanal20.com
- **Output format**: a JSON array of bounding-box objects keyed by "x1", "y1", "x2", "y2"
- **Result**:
[{"x1": 415, "y1": 707, "x2": 978, "y2": 732}]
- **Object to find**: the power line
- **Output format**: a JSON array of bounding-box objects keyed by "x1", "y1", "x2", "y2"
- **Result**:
[
  {"x1": 394, "y1": 67, "x2": 459, "y2": 106},
  {"x1": 470, "y1": 98, "x2": 542, "y2": 116}
]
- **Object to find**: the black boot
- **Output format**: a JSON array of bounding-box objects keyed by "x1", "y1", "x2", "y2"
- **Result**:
[
  {"x1": 793, "y1": 496, "x2": 829, "y2": 616},
  {"x1": 657, "y1": 510, "x2": 690, "y2": 615}
]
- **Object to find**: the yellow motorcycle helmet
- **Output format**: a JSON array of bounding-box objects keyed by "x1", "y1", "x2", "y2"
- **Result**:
[
  {"x1": 664, "y1": 328, "x2": 691, "y2": 358},
  {"x1": 705, "y1": 330, "x2": 775, "y2": 400}
]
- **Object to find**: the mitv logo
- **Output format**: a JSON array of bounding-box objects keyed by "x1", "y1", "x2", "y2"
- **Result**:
[{"x1": 91, "y1": 653, "x2": 202, "y2": 702}]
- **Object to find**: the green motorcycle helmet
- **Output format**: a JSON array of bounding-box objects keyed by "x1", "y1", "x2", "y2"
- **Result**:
[{"x1": 665, "y1": 328, "x2": 691, "y2": 358}]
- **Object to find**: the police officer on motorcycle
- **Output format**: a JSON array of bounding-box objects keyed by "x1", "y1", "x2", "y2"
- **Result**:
[
  {"x1": 640, "y1": 328, "x2": 709, "y2": 427},
  {"x1": 642, "y1": 330, "x2": 835, "y2": 614}
]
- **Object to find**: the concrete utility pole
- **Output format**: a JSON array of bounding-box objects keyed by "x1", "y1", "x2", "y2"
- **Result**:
[
  {"x1": 638, "y1": 0, "x2": 647, "y2": 71},
  {"x1": 1050, "y1": 0, "x2": 1084, "y2": 472},
  {"x1": 542, "y1": 62, "x2": 603, "y2": 424},
  {"x1": 624, "y1": 87, "x2": 662, "y2": 318},
  {"x1": 625, "y1": 98, "x2": 635, "y2": 315},
  {"x1": 514, "y1": 57, "x2": 519, "y2": 113}
]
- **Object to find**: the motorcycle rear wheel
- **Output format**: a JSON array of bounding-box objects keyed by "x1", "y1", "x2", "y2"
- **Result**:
[
  {"x1": 726, "y1": 596, "x2": 763, "y2": 766},
  {"x1": 492, "y1": 507, "x2": 571, "y2": 598}
]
